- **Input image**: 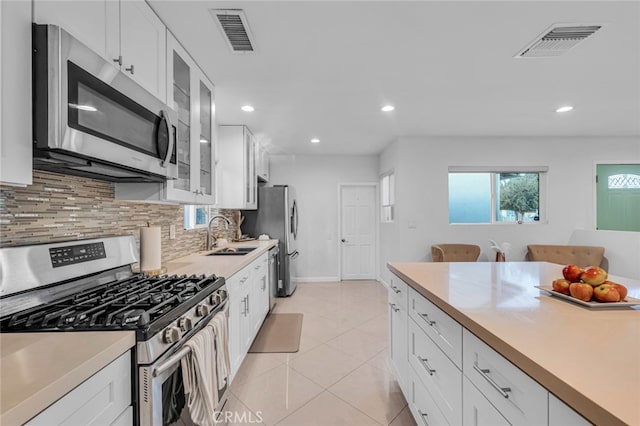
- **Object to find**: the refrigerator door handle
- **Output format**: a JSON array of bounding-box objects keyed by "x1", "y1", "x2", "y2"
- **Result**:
[
  {"x1": 290, "y1": 250, "x2": 299, "y2": 260},
  {"x1": 291, "y1": 200, "x2": 298, "y2": 239}
]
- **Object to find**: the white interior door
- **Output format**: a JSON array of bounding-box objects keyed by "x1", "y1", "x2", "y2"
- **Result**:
[{"x1": 340, "y1": 185, "x2": 376, "y2": 280}]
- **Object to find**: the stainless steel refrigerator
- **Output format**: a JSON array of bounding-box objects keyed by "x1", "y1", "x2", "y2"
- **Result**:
[{"x1": 242, "y1": 185, "x2": 299, "y2": 296}]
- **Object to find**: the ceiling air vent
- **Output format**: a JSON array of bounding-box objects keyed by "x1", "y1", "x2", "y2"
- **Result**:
[
  {"x1": 211, "y1": 9, "x2": 255, "y2": 53},
  {"x1": 515, "y1": 24, "x2": 602, "y2": 58}
]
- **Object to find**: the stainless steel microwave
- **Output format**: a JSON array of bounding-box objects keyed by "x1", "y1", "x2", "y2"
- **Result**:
[{"x1": 32, "y1": 24, "x2": 177, "y2": 182}]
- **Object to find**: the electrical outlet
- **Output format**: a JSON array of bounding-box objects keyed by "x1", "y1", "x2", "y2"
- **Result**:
[{"x1": 169, "y1": 224, "x2": 176, "y2": 240}]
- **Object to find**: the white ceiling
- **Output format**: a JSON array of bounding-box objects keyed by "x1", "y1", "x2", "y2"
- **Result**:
[{"x1": 149, "y1": 1, "x2": 640, "y2": 155}]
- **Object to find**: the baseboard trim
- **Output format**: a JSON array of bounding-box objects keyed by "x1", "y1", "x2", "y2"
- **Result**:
[
  {"x1": 295, "y1": 276, "x2": 340, "y2": 283},
  {"x1": 379, "y1": 277, "x2": 389, "y2": 289}
]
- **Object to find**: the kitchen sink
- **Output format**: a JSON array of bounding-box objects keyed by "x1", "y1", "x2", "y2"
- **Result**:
[{"x1": 207, "y1": 247, "x2": 258, "y2": 256}]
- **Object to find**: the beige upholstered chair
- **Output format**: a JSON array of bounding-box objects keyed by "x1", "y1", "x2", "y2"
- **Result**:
[
  {"x1": 431, "y1": 244, "x2": 481, "y2": 262},
  {"x1": 526, "y1": 245, "x2": 607, "y2": 269}
]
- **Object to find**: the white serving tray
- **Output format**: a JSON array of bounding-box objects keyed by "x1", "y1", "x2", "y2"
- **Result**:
[{"x1": 535, "y1": 285, "x2": 640, "y2": 308}]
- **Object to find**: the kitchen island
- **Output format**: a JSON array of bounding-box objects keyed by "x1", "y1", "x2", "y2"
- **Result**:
[{"x1": 388, "y1": 261, "x2": 639, "y2": 426}]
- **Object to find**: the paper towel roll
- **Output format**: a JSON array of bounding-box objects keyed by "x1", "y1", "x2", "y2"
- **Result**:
[{"x1": 140, "y1": 226, "x2": 161, "y2": 272}]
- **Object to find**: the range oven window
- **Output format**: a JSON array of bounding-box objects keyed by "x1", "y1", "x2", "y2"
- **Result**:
[{"x1": 67, "y1": 61, "x2": 176, "y2": 164}]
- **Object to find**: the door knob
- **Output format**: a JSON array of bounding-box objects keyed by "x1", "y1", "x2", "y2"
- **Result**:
[{"x1": 341, "y1": 239, "x2": 347, "y2": 243}]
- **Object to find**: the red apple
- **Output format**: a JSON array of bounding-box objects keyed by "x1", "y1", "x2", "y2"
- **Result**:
[
  {"x1": 593, "y1": 284, "x2": 621, "y2": 303},
  {"x1": 552, "y1": 278, "x2": 571, "y2": 295},
  {"x1": 580, "y1": 266, "x2": 608, "y2": 286},
  {"x1": 569, "y1": 282, "x2": 594, "y2": 302},
  {"x1": 604, "y1": 281, "x2": 628, "y2": 301},
  {"x1": 562, "y1": 264, "x2": 585, "y2": 282}
]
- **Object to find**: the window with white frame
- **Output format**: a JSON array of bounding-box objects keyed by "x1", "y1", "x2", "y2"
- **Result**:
[
  {"x1": 184, "y1": 205, "x2": 210, "y2": 230},
  {"x1": 448, "y1": 166, "x2": 547, "y2": 224},
  {"x1": 380, "y1": 171, "x2": 395, "y2": 223}
]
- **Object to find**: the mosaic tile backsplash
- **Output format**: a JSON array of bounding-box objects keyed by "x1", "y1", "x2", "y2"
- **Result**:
[{"x1": 0, "y1": 171, "x2": 240, "y2": 266}]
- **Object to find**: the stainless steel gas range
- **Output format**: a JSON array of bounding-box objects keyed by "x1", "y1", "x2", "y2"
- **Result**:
[{"x1": 0, "y1": 236, "x2": 229, "y2": 425}]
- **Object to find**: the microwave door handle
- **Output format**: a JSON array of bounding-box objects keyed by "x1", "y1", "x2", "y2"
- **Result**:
[{"x1": 160, "y1": 109, "x2": 174, "y2": 168}]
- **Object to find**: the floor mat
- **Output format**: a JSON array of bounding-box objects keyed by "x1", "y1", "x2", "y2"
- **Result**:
[{"x1": 248, "y1": 313, "x2": 303, "y2": 353}]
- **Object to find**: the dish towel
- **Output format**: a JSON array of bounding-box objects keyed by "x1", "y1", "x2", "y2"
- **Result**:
[
  {"x1": 209, "y1": 308, "x2": 230, "y2": 390},
  {"x1": 181, "y1": 324, "x2": 218, "y2": 426}
]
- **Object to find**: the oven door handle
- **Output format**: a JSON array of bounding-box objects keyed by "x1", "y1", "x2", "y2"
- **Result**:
[{"x1": 152, "y1": 300, "x2": 227, "y2": 377}]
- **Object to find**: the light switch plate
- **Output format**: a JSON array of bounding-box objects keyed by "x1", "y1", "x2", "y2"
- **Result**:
[{"x1": 169, "y1": 224, "x2": 176, "y2": 240}]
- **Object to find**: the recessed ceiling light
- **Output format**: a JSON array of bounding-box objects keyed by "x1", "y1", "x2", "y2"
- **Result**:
[
  {"x1": 310, "y1": 138, "x2": 320, "y2": 144},
  {"x1": 556, "y1": 105, "x2": 574, "y2": 113},
  {"x1": 381, "y1": 105, "x2": 395, "y2": 112},
  {"x1": 241, "y1": 105, "x2": 255, "y2": 112}
]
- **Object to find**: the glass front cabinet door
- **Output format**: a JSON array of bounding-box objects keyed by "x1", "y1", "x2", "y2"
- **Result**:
[
  {"x1": 164, "y1": 32, "x2": 215, "y2": 204},
  {"x1": 114, "y1": 31, "x2": 215, "y2": 205}
]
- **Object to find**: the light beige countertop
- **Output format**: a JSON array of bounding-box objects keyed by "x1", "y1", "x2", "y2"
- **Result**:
[
  {"x1": 388, "y1": 261, "x2": 640, "y2": 426},
  {"x1": 165, "y1": 239, "x2": 278, "y2": 277},
  {"x1": 0, "y1": 331, "x2": 135, "y2": 425}
]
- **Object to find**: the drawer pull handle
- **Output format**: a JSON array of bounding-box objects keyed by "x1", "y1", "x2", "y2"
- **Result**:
[
  {"x1": 418, "y1": 313, "x2": 436, "y2": 326},
  {"x1": 418, "y1": 357, "x2": 436, "y2": 376},
  {"x1": 240, "y1": 277, "x2": 249, "y2": 283},
  {"x1": 417, "y1": 409, "x2": 430, "y2": 426},
  {"x1": 391, "y1": 285, "x2": 401, "y2": 294},
  {"x1": 388, "y1": 303, "x2": 400, "y2": 313},
  {"x1": 473, "y1": 364, "x2": 511, "y2": 398}
]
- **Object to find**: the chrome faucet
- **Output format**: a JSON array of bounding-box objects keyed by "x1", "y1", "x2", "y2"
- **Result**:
[{"x1": 207, "y1": 215, "x2": 232, "y2": 250}]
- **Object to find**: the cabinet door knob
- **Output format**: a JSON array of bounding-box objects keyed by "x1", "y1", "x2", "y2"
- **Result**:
[
  {"x1": 125, "y1": 64, "x2": 135, "y2": 74},
  {"x1": 113, "y1": 56, "x2": 122, "y2": 66}
]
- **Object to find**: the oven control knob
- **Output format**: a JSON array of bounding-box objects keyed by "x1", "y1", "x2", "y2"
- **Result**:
[
  {"x1": 163, "y1": 326, "x2": 181, "y2": 344},
  {"x1": 178, "y1": 317, "x2": 193, "y2": 332},
  {"x1": 218, "y1": 289, "x2": 227, "y2": 300},
  {"x1": 209, "y1": 293, "x2": 221, "y2": 305},
  {"x1": 196, "y1": 304, "x2": 210, "y2": 317}
]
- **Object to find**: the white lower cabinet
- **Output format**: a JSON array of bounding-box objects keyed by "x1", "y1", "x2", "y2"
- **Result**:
[
  {"x1": 549, "y1": 394, "x2": 591, "y2": 426},
  {"x1": 27, "y1": 351, "x2": 132, "y2": 425},
  {"x1": 463, "y1": 376, "x2": 510, "y2": 426},
  {"x1": 463, "y1": 329, "x2": 548, "y2": 425},
  {"x1": 408, "y1": 377, "x2": 449, "y2": 426},
  {"x1": 388, "y1": 277, "x2": 408, "y2": 394},
  {"x1": 390, "y1": 272, "x2": 586, "y2": 426},
  {"x1": 408, "y1": 317, "x2": 462, "y2": 425},
  {"x1": 228, "y1": 252, "x2": 270, "y2": 380}
]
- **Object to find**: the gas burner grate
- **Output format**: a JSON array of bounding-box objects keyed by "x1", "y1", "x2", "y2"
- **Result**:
[{"x1": 0, "y1": 274, "x2": 222, "y2": 333}]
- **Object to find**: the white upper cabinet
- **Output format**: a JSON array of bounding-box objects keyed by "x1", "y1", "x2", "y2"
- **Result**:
[
  {"x1": 164, "y1": 32, "x2": 216, "y2": 204},
  {"x1": 0, "y1": 0, "x2": 32, "y2": 186},
  {"x1": 33, "y1": 0, "x2": 166, "y2": 102},
  {"x1": 115, "y1": 32, "x2": 216, "y2": 205},
  {"x1": 118, "y1": 0, "x2": 166, "y2": 101},
  {"x1": 217, "y1": 125, "x2": 258, "y2": 210},
  {"x1": 257, "y1": 142, "x2": 269, "y2": 182}
]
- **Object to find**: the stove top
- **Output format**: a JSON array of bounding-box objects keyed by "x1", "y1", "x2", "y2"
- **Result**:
[
  {"x1": 0, "y1": 236, "x2": 229, "y2": 364},
  {"x1": 0, "y1": 273, "x2": 224, "y2": 340}
]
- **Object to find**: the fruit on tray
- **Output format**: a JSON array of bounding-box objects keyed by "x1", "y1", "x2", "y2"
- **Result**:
[
  {"x1": 580, "y1": 266, "x2": 608, "y2": 286},
  {"x1": 606, "y1": 281, "x2": 628, "y2": 300},
  {"x1": 549, "y1": 265, "x2": 629, "y2": 303},
  {"x1": 593, "y1": 284, "x2": 621, "y2": 303},
  {"x1": 552, "y1": 278, "x2": 571, "y2": 295},
  {"x1": 562, "y1": 264, "x2": 584, "y2": 282},
  {"x1": 569, "y1": 282, "x2": 594, "y2": 302}
]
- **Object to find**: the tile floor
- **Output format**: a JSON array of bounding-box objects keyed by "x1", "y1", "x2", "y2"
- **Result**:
[{"x1": 227, "y1": 280, "x2": 417, "y2": 426}]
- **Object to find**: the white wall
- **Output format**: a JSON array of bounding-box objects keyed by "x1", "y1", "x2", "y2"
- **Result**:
[
  {"x1": 270, "y1": 154, "x2": 379, "y2": 281},
  {"x1": 379, "y1": 136, "x2": 640, "y2": 283}
]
